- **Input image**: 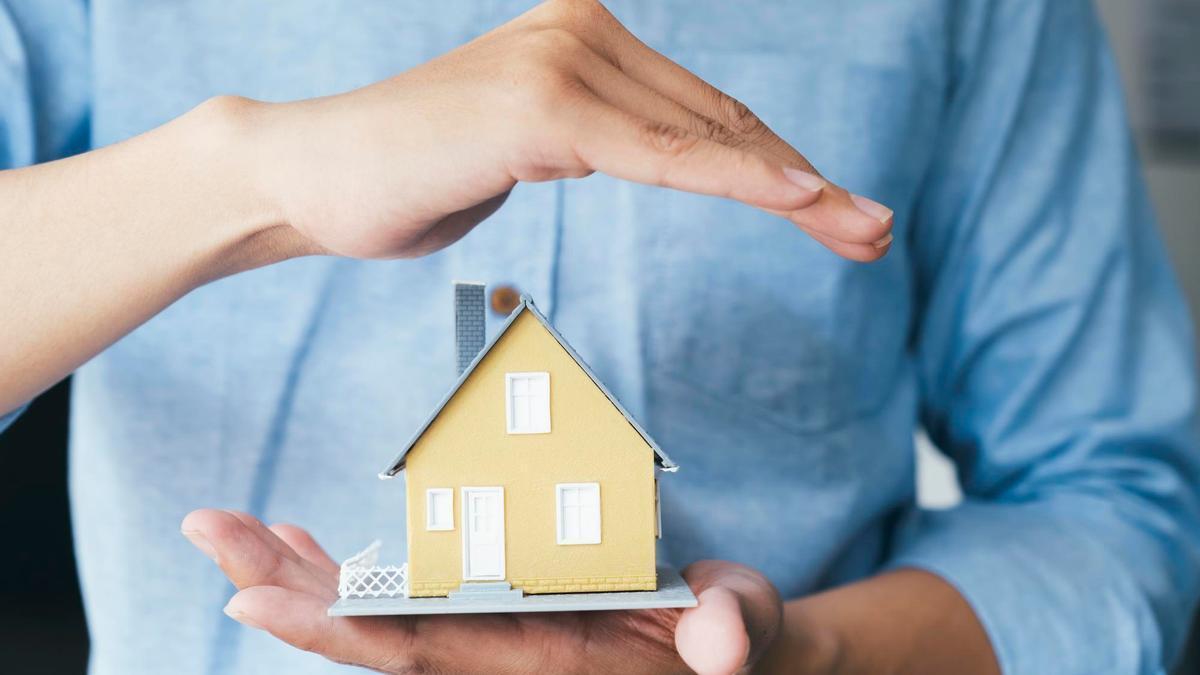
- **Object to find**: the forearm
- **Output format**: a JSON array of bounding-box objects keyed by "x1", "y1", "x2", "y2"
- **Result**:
[
  {"x1": 0, "y1": 96, "x2": 307, "y2": 413},
  {"x1": 759, "y1": 569, "x2": 999, "y2": 675}
]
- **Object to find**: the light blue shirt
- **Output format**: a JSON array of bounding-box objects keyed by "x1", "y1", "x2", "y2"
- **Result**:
[{"x1": 3, "y1": 1, "x2": 1198, "y2": 673}]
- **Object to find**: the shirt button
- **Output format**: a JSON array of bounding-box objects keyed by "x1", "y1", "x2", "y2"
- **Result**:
[{"x1": 490, "y1": 285, "x2": 522, "y2": 316}]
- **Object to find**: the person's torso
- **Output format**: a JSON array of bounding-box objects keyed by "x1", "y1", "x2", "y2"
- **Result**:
[{"x1": 71, "y1": 1, "x2": 949, "y2": 672}]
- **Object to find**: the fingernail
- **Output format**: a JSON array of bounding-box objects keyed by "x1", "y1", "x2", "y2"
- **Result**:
[
  {"x1": 873, "y1": 232, "x2": 894, "y2": 249},
  {"x1": 182, "y1": 529, "x2": 218, "y2": 562},
  {"x1": 850, "y1": 193, "x2": 894, "y2": 223},
  {"x1": 224, "y1": 605, "x2": 265, "y2": 630},
  {"x1": 782, "y1": 167, "x2": 826, "y2": 192}
]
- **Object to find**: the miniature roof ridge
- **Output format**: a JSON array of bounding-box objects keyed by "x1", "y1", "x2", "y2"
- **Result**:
[{"x1": 379, "y1": 296, "x2": 677, "y2": 479}]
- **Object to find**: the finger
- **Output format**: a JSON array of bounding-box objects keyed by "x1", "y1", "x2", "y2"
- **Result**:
[
  {"x1": 780, "y1": 184, "x2": 895, "y2": 248},
  {"x1": 570, "y1": 73, "x2": 893, "y2": 248},
  {"x1": 575, "y1": 64, "x2": 900, "y2": 252},
  {"x1": 676, "y1": 586, "x2": 750, "y2": 675},
  {"x1": 518, "y1": 4, "x2": 895, "y2": 250},
  {"x1": 223, "y1": 510, "x2": 306, "y2": 563},
  {"x1": 567, "y1": 97, "x2": 823, "y2": 213},
  {"x1": 225, "y1": 510, "x2": 338, "y2": 585},
  {"x1": 181, "y1": 509, "x2": 336, "y2": 600},
  {"x1": 531, "y1": 1, "x2": 802, "y2": 169},
  {"x1": 677, "y1": 561, "x2": 783, "y2": 674},
  {"x1": 802, "y1": 224, "x2": 892, "y2": 263},
  {"x1": 573, "y1": 45, "x2": 799, "y2": 166},
  {"x1": 603, "y1": 33, "x2": 896, "y2": 248},
  {"x1": 603, "y1": 32, "x2": 801, "y2": 167},
  {"x1": 224, "y1": 585, "x2": 420, "y2": 674},
  {"x1": 269, "y1": 523, "x2": 340, "y2": 577},
  {"x1": 227, "y1": 586, "x2": 544, "y2": 674}
]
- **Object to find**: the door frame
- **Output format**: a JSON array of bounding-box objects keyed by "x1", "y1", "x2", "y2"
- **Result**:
[{"x1": 461, "y1": 486, "x2": 506, "y2": 581}]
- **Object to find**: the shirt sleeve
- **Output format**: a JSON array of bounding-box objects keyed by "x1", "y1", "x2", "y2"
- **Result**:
[
  {"x1": 0, "y1": 0, "x2": 89, "y2": 432},
  {"x1": 890, "y1": 1, "x2": 1200, "y2": 673},
  {"x1": 0, "y1": 0, "x2": 90, "y2": 167}
]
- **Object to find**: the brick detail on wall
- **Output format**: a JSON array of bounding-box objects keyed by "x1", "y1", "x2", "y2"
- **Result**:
[
  {"x1": 408, "y1": 575, "x2": 657, "y2": 597},
  {"x1": 408, "y1": 580, "x2": 460, "y2": 597},
  {"x1": 511, "y1": 575, "x2": 657, "y2": 595}
]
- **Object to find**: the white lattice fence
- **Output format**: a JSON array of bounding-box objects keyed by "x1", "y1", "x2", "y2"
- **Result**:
[{"x1": 338, "y1": 540, "x2": 409, "y2": 599}]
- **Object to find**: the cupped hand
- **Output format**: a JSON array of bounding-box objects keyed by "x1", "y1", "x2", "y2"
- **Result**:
[
  {"x1": 181, "y1": 509, "x2": 783, "y2": 674},
  {"x1": 233, "y1": 0, "x2": 893, "y2": 263}
]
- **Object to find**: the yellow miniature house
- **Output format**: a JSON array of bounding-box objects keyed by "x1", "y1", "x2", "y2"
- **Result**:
[{"x1": 378, "y1": 283, "x2": 678, "y2": 598}]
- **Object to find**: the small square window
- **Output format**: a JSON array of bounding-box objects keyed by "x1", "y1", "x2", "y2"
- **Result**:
[
  {"x1": 426, "y1": 488, "x2": 453, "y2": 531},
  {"x1": 556, "y1": 483, "x2": 601, "y2": 545},
  {"x1": 506, "y1": 372, "x2": 550, "y2": 434}
]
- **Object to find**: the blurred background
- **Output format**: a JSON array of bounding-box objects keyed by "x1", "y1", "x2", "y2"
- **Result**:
[{"x1": 1, "y1": 1, "x2": 1197, "y2": 672}]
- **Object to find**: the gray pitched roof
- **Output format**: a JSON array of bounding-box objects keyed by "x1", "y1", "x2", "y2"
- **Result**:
[{"x1": 379, "y1": 296, "x2": 678, "y2": 478}]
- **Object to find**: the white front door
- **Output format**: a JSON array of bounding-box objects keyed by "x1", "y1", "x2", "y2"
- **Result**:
[{"x1": 461, "y1": 487, "x2": 505, "y2": 580}]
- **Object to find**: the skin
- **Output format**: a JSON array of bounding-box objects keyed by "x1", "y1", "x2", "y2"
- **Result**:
[
  {"x1": 0, "y1": 0, "x2": 996, "y2": 672},
  {"x1": 181, "y1": 509, "x2": 998, "y2": 674}
]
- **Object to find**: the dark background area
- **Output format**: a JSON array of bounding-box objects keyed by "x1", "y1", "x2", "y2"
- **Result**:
[{"x1": 0, "y1": 379, "x2": 89, "y2": 674}]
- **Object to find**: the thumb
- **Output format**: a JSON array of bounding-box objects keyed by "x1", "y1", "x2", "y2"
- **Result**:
[{"x1": 675, "y1": 561, "x2": 783, "y2": 675}]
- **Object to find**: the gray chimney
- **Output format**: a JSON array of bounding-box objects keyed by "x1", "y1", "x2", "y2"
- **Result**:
[{"x1": 454, "y1": 282, "x2": 486, "y2": 375}]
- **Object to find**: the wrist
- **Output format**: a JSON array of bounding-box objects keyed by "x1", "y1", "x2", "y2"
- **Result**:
[
  {"x1": 179, "y1": 95, "x2": 322, "y2": 284},
  {"x1": 803, "y1": 615, "x2": 846, "y2": 675},
  {"x1": 757, "y1": 599, "x2": 845, "y2": 675}
]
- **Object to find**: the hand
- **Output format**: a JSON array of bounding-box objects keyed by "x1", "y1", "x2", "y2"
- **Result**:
[
  {"x1": 181, "y1": 509, "x2": 794, "y2": 674},
  {"x1": 235, "y1": 0, "x2": 893, "y2": 262},
  {"x1": 0, "y1": 0, "x2": 895, "y2": 414}
]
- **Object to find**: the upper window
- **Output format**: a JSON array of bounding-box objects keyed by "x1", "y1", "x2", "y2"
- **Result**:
[
  {"x1": 505, "y1": 372, "x2": 550, "y2": 434},
  {"x1": 426, "y1": 488, "x2": 453, "y2": 531},
  {"x1": 556, "y1": 482, "x2": 601, "y2": 545}
]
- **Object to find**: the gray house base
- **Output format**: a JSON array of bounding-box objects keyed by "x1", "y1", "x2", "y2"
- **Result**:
[{"x1": 328, "y1": 566, "x2": 698, "y2": 617}]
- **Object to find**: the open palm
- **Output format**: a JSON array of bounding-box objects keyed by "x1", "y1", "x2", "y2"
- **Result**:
[{"x1": 181, "y1": 509, "x2": 782, "y2": 674}]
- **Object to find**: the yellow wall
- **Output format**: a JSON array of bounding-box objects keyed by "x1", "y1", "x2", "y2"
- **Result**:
[{"x1": 403, "y1": 310, "x2": 658, "y2": 596}]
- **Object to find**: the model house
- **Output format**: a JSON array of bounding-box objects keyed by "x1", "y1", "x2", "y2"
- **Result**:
[{"x1": 377, "y1": 282, "x2": 678, "y2": 598}]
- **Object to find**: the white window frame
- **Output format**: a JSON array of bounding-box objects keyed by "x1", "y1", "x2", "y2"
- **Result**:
[
  {"x1": 555, "y1": 482, "x2": 601, "y2": 545},
  {"x1": 425, "y1": 488, "x2": 454, "y2": 531},
  {"x1": 505, "y1": 371, "x2": 551, "y2": 434}
]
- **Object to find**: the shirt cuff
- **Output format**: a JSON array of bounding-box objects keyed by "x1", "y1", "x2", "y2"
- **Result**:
[{"x1": 886, "y1": 500, "x2": 1168, "y2": 675}]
